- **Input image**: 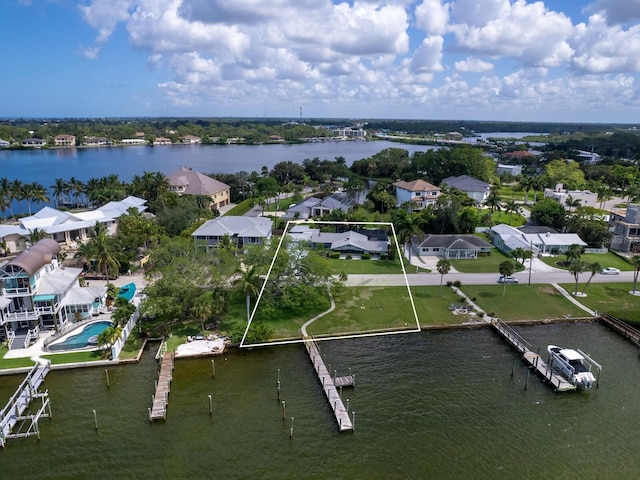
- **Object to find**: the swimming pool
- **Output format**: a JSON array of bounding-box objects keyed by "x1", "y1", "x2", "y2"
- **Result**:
[{"x1": 48, "y1": 321, "x2": 113, "y2": 352}]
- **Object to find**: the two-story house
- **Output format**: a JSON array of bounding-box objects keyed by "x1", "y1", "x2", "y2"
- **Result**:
[
  {"x1": 0, "y1": 239, "x2": 107, "y2": 349},
  {"x1": 610, "y1": 205, "x2": 640, "y2": 253},
  {"x1": 167, "y1": 167, "x2": 231, "y2": 210},
  {"x1": 392, "y1": 179, "x2": 441, "y2": 210}
]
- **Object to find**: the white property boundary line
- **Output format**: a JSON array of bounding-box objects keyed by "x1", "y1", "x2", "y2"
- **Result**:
[{"x1": 240, "y1": 220, "x2": 421, "y2": 348}]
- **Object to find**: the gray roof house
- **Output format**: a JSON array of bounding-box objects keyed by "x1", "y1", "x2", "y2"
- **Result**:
[
  {"x1": 489, "y1": 223, "x2": 588, "y2": 255},
  {"x1": 288, "y1": 225, "x2": 388, "y2": 256},
  {"x1": 192, "y1": 216, "x2": 272, "y2": 250},
  {"x1": 284, "y1": 193, "x2": 356, "y2": 219},
  {"x1": 411, "y1": 234, "x2": 493, "y2": 259},
  {"x1": 442, "y1": 175, "x2": 491, "y2": 203}
]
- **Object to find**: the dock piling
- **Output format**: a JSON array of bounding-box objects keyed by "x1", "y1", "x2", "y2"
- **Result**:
[
  {"x1": 93, "y1": 409, "x2": 98, "y2": 431},
  {"x1": 281, "y1": 400, "x2": 286, "y2": 420},
  {"x1": 289, "y1": 417, "x2": 294, "y2": 439},
  {"x1": 525, "y1": 370, "x2": 530, "y2": 391},
  {"x1": 211, "y1": 359, "x2": 215, "y2": 379},
  {"x1": 105, "y1": 369, "x2": 110, "y2": 388}
]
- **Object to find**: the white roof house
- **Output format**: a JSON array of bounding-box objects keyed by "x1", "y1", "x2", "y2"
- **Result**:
[
  {"x1": 192, "y1": 216, "x2": 273, "y2": 250},
  {"x1": 288, "y1": 225, "x2": 388, "y2": 255},
  {"x1": 489, "y1": 223, "x2": 587, "y2": 255}
]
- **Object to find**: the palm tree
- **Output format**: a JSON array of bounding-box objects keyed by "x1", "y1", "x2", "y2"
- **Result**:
[
  {"x1": 30, "y1": 182, "x2": 50, "y2": 211},
  {"x1": 510, "y1": 247, "x2": 527, "y2": 265},
  {"x1": 581, "y1": 262, "x2": 602, "y2": 295},
  {"x1": 568, "y1": 259, "x2": 589, "y2": 296},
  {"x1": 28, "y1": 228, "x2": 47, "y2": 244},
  {"x1": 565, "y1": 195, "x2": 582, "y2": 212},
  {"x1": 631, "y1": 256, "x2": 640, "y2": 295},
  {"x1": 564, "y1": 243, "x2": 583, "y2": 264},
  {"x1": 192, "y1": 292, "x2": 214, "y2": 332},
  {"x1": 484, "y1": 191, "x2": 502, "y2": 213},
  {"x1": 498, "y1": 260, "x2": 517, "y2": 296},
  {"x1": 624, "y1": 181, "x2": 640, "y2": 206},
  {"x1": 530, "y1": 175, "x2": 545, "y2": 203},
  {"x1": 517, "y1": 176, "x2": 534, "y2": 204},
  {"x1": 436, "y1": 259, "x2": 451, "y2": 296},
  {"x1": 0, "y1": 177, "x2": 15, "y2": 219},
  {"x1": 0, "y1": 193, "x2": 9, "y2": 221},
  {"x1": 394, "y1": 210, "x2": 426, "y2": 261},
  {"x1": 97, "y1": 325, "x2": 123, "y2": 358},
  {"x1": 51, "y1": 178, "x2": 69, "y2": 208},
  {"x1": 503, "y1": 199, "x2": 521, "y2": 225},
  {"x1": 594, "y1": 182, "x2": 612, "y2": 209},
  {"x1": 233, "y1": 265, "x2": 263, "y2": 322},
  {"x1": 11, "y1": 180, "x2": 25, "y2": 215}
]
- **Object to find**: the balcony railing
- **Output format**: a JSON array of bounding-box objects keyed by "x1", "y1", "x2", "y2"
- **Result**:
[
  {"x1": 2, "y1": 287, "x2": 31, "y2": 297},
  {"x1": 4, "y1": 310, "x2": 39, "y2": 322}
]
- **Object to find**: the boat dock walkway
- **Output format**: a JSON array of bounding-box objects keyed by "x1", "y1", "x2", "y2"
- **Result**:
[
  {"x1": 0, "y1": 361, "x2": 52, "y2": 447},
  {"x1": 149, "y1": 352, "x2": 174, "y2": 421},
  {"x1": 491, "y1": 318, "x2": 577, "y2": 392},
  {"x1": 303, "y1": 336, "x2": 354, "y2": 432}
]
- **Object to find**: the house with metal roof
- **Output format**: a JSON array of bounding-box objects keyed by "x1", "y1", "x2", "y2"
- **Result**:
[
  {"x1": 0, "y1": 196, "x2": 147, "y2": 254},
  {"x1": 392, "y1": 179, "x2": 441, "y2": 210},
  {"x1": 192, "y1": 216, "x2": 272, "y2": 251},
  {"x1": 288, "y1": 225, "x2": 388, "y2": 257},
  {"x1": 0, "y1": 239, "x2": 107, "y2": 349},
  {"x1": 167, "y1": 167, "x2": 231, "y2": 211},
  {"x1": 411, "y1": 234, "x2": 493, "y2": 259},
  {"x1": 489, "y1": 223, "x2": 588, "y2": 255},
  {"x1": 284, "y1": 193, "x2": 356, "y2": 219},
  {"x1": 442, "y1": 175, "x2": 491, "y2": 203}
]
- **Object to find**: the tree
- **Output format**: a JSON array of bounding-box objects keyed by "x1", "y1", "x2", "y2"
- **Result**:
[
  {"x1": 545, "y1": 159, "x2": 586, "y2": 190},
  {"x1": 631, "y1": 256, "x2": 640, "y2": 295},
  {"x1": 565, "y1": 195, "x2": 582, "y2": 212},
  {"x1": 510, "y1": 247, "x2": 527, "y2": 265},
  {"x1": 568, "y1": 259, "x2": 589, "y2": 296},
  {"x1": 436, "y1": 259, "x2": 451, "y2": 296},
  {"x1": 192, "y1": 292, "x2": 215, "y2": 332},
  {"x1": 517, "y1": 176, "x2": 534, "y2": 204},
  {"x1": 51, "y1": 178, "x2": 69, "y2": 208},
  {"x1": 28, "y1": 228, "x2": 47, "y2": 244},
  {"x1": 484, "y1": 191, "x2": 502, "y2": 213},
  {"x1": 581, "y1": 262, "x2": 601, "y2": 295},
  {"x1": 97, "y1": 325, "x2": 123, "y2": 358},
  {"x1": 111, "y1": 297, "x2": 136, "y2": 326},
  {"x1": 564, "y1": 243, "x2": 584, "y2": 264},
  {"x1": 393, "y1": 210, "x2": 426, "y2": 261},
  {"x1": 530, "y1": 198, "x2": 566, "y2": 231},
  {"x1": 503, "y1": 199, "x2": 521, "y2": 225},
  {"x1": 233, "y1": 265, "x2": 263, "y2": 322},
  {"x1": 498, "y1": 260, "x2": 517, "y2": 296}
]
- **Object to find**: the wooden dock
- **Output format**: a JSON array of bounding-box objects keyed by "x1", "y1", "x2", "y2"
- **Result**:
[
  {"x1": 149, "y1": 352, "x2": 174, "y2": 421},
  {"x1": 303, "y1": 337, "x2": 354, "y2": 432},
  {"x1": 491, "y1": 318, "x2": 577, "y2": 392},
  {"x1": 0, "y1": 362, "x2": 51, "y2": 447}
]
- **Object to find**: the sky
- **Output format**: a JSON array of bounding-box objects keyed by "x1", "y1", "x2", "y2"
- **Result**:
[{"x1": 2, "y1": 0, "x2": 640, "y2": 123}]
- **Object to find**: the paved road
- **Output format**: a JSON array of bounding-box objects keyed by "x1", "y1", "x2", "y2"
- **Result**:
[{"x1": 345, "y1": 271, "x2": 636, "y2": 287}]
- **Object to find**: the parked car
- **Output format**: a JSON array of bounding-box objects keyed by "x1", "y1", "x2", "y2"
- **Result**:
[
  {"x1": 600, "y1": 267, "x2": 621, "y2": 275},
  {"x1": 498, "y1": 275, "x2": 519, "y2": 284}
]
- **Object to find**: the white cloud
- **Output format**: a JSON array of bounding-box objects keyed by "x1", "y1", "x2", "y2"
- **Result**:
[
  {"x1": 585, "y1": 0, "x2": 640, "y2": 26},
  {"x1": 78, "y1": 0, "x2": 135, "y2": 58},
  {"x1": 572, "y1": 14, "x2": 640, "y2": 73},
  {"x1": 414, "y1": 0, "x2": 449, "y2": 35},
  {"x1": 411, "y1": 36, "x2": 444, "y2": 72},
  {"x1": 451, "y1": 0, "x2": 574, "y2": 67},
  {"x1": 454, "y1": 57, "x2": 493, "y2": 73}
]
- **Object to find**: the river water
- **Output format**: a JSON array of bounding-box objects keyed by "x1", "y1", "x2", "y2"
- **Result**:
[
  {"x1": 0, "y1": 141, "x2": 433, "y2": 185},
  {"x1": 2, "y1": 321, "x2": 639, "y2": 479}
]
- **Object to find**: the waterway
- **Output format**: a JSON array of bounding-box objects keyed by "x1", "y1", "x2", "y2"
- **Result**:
[
  {"x1": 1, "y1": 321, "x2": 640, "y2": 479},
  {"x1": 0, "y1": 141, "x2": 433, "y2": 185}
]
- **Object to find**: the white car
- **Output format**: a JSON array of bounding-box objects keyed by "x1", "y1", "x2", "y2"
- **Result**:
[
  {"x1": 498, "y1": 275, "x2": 519, "y2": 284},
  {"x1": 600, "y1": 267, "x2": 621, "y2": 275}
]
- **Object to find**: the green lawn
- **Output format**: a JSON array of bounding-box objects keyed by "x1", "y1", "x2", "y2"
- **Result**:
[
  {"x1": 558, "y1": 282, "x2": 640, "y2": 322},
  {"x1": 539, "y1": 252, "x2": 633, "y2": 271},
  {"x1": 324, "y1": 256, "x2": 429, "y2": 274},
  {"x1": 490, "y1": 209, "x2": 527, "y2": 227},
  {"x1": 119, "y1": 330, "x2": 145, "y2": 360},
  {"x1": 224, "y1": 198, "x2": 254, "y2": 216},
  {"x1": 0, "y1": 347, "x2": 38, "y2": 369},
  {"x1": 459, "y1": 284, "x2": 588, "y2": 321},
  {"x1": 42, "y1": 350, "x2": 103, "y2": 364},
  {"x1": 449, "y1": 250, "x2": 526, "y2": 274}
]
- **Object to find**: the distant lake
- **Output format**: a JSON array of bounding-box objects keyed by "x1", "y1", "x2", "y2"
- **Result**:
[
  {"x1": 463, "y1": 131, "x2": 547, "y2": 143},
  {"x1": 0, "y1": 141, "x2": 435, "y2": 185}
]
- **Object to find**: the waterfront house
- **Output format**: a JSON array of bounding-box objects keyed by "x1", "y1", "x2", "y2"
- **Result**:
[
  {"x1": 284, "y1": 193, "x2": 356, "y2": 219},
  {"x1": 0, "y1": 196, "x2": 148, "y2": 254},
  {"x1": 181, "y1": 135, "x2": 201, "y2": 144},
  {"x1": 392, "y1": 179, "x2": 441, "y2": 210},
  {"x1": 332, "y1": 126, "x2": 367, "y2": 139},
  {"x1": 441, "y1": 175, "x2": 491, "y2": 204},
  {"x1": 0, "y1": 139, "x2": 10, "y2": 148},
  {"x1": 85, "y1": 136, "x2": 111, "y2": 146},
  {"x1": 167, "y1": 167, "x2": 231, "y2": 210},
  {"x1": 54, "y1": 135, "x2": 76, "y2": 147},
  {"x1": 121, "y1": 138, "x2": 146, "y2": 145},
  {"x1": 154, "y1": 137, "x2": 172, "y2": 145},
  {"x1": 411, "y1": 234, "x2": 493, "y2": 259},
  {"x1": 21, "y1": 138, "x2": 46, "y2": 148},
  {"x1": 0, "y1": 239, "x2": 107, "y2": 348},
  {"x1": 192, "y1": 216, "x2": 272, "y2": 251}
]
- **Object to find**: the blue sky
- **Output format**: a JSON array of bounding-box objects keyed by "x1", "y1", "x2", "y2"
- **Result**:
[{"x1": 2, "y1": 0, "x2": 640, "y2": 123}]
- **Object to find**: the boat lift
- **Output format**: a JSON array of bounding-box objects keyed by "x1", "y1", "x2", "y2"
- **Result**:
[{"x1": 548, "y1": 348, "x2": 602, "y2": 388}]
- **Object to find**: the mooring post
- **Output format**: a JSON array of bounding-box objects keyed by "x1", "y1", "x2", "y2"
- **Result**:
[
  {"x1": 154, "y1": 379, "x2": 158, "y2": 391},
  {"x1": 351, "y1": 411, "x2": 355, "y2": 431},
  {"x1": 525, "y1": 370, "x2": 530, "y2": 391},
  {"x1": 339, "y1": 385, "x2": 343, "y2": 397},
  {"x1": 334, "y1": 369, "x2": 337, "y2": 384},
  {"x1": 277, "y1": 368, "x2": 280, "y2": 383},
  {"x1": 93, "y1": 409, "x2": 98, "y2": 431},
  {"x1": 511, "y1": 357, "x2": 515, "y2": 377},
  {"x1": 211, "y1": 359, "x2": 215, "y2": 379},
  {"x1": 346, "y1": 398, "x2": 350, "y2": 413},
  {"x1": 281, "y1": 400, "x2": 286, "y2": 420},
  {"x1": 148, "y1": 407, "x2": 151, "y2": 421},
  {"x1": 277, "y1": 380, "x2": 281, "y2": 402},
  {"x1": 105, "y1": 369, "x2": 110, "y2": 388},
  {"x1": 208, "y1": 394, "x2": 213, "y2": 416},
  {"x1": 289, "y1": 417, "x2": 294, "y2": 439}
]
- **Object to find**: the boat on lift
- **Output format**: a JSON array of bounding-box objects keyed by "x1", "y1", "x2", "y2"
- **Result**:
[{"x1": 547, "y1": 345, "x2": 600, "y2": 389}]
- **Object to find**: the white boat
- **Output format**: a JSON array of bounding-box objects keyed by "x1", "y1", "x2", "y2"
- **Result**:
[{"x1": 547, "y1": 345, "x2": 598, "y2": 389}]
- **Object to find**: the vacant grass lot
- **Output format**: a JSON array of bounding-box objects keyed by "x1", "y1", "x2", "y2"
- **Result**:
[
  {"x1": 450, "y1": 250, "x2": 526, "y2": 274},
  {"x1": 558, "y1": 282, "x2": 640, "y2": 322},
  {"x1": 459, "y1": 284, "x2": 587, "y2": 321},
  {"x1": 324, "y1": 257, "x2": 429, "y2": 274},
  {"x1": 491, "y1": 210, "x2": 527, "y2": 227},
  {"x1": 539, "y1": 252, "x2": 633, "y2": 271}
]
